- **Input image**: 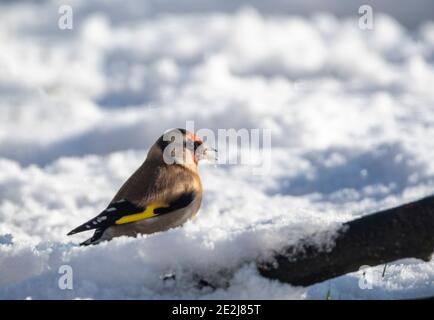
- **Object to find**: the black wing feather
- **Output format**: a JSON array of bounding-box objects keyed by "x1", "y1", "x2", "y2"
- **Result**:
[
  {"x1": 154, "y1": 192, "x2": 196, "y2": 214},
  {"x1": 67, "y1": 191, "x2": 196, "y2": 236},
  {"x1": 67, "y1": 199, "x2": 143, "y2": 235}
]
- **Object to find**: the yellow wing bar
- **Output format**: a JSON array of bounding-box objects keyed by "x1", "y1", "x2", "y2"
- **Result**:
[{"x1": 115, "y1": 202, "x2": 169, "y2": 225}]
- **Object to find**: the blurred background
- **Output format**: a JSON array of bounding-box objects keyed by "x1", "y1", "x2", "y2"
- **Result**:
[
  {"x1": 0, "y1": 0, "x2": 434, "y2": 299},
  {"x1": 0, "y1": 0, "x2": 434, "y2": 165}
]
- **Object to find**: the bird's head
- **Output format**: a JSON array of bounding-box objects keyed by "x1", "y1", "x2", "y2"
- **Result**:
[{"x1": 148, "y1": 128, "x2": 217, "y2": 171}]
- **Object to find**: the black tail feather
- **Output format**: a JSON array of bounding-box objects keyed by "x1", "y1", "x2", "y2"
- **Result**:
[{"x1": 79, "y1": 228, "x2": 105, "y2": 246}]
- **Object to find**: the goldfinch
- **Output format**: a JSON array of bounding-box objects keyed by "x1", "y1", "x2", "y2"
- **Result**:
[{"x1": 67, "y1": 128, "x2": 215, "y2": 246}]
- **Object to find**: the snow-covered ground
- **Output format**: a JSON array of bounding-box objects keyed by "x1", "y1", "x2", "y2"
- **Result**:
[{"x1": 1, "y1": 0, "x2": 434, "y2": 299}]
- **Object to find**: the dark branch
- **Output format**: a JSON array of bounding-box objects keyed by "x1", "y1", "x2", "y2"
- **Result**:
[{"x1": 258, "y1": 195, "x2": 434, "y2": 286}]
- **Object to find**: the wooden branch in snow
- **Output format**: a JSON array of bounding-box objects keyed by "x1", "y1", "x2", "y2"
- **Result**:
[{"x1": 257, "y1": 195, "x2": 434, "y2": 287}]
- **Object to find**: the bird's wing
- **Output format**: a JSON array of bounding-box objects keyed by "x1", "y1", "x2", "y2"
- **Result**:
[{"x1": 67, "y1": 191, "x2": 196, "y2": 236}]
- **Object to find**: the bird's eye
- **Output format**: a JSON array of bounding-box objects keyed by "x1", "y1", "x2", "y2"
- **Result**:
[
  {"x1": 186, "y1": 140, "x2": 195, "y2": 150},
  {"x1": 194, "y1": 141, "x2": 202, "y2": 150}
]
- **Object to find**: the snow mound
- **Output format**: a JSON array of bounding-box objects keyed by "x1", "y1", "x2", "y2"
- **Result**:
[{"x1": 0, "y1": 1, "x2": 434, "y2": 299}]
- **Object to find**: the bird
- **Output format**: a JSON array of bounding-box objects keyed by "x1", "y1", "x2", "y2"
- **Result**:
[{"x1": 67, "y1": 128, "x2": 216, "y2": 246}]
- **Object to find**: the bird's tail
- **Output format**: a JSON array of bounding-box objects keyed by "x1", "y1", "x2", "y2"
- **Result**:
[{"x1": 79, "y1": 228, "x2": 105, "y2": 246}]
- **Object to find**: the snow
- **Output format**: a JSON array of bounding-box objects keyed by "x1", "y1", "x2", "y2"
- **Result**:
[{"x1": 0, "y1": 0, "x2": 434, "y2": 299}]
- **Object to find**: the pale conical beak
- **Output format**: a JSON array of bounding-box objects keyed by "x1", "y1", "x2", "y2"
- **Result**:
[
  {"x1": 197, "y1": 144, "x2": 218, "y2": 163},
  {"x1": 206, "y1": 147, "x2": 218, "y2": 163}
]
